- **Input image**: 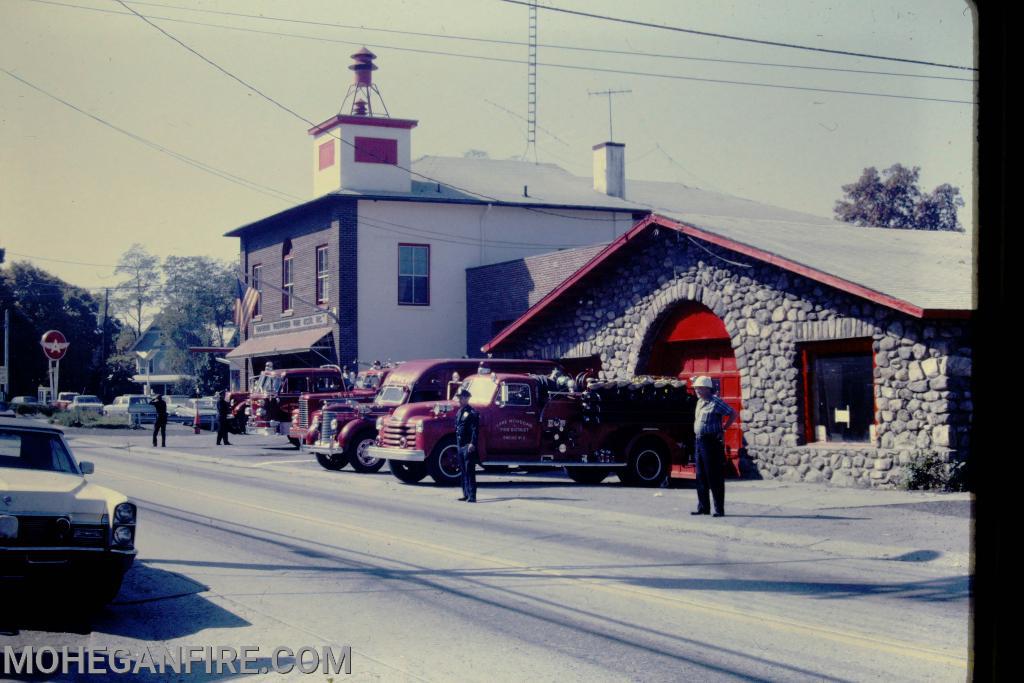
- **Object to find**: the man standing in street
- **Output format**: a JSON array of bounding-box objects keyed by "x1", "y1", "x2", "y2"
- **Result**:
[
  {"x1": 216, "y1": 390, "x2": 232, "y2": 446},
  {"x1": 149, "y1": 393, "x2": 168, "y2": 448},
  {"x1": 690, "y1": 376, "x2": 737, "y2": 517},
  {"x1": 454, "y1": 387, "x2": 479, "y2": 503}
]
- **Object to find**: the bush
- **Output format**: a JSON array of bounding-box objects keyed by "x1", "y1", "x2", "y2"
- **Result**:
[
  {"x1": 49, "y1": 411, "x2": 135, "y2": 430},
  {"x1": 902, "y1": 452, "x2": 969, "y2": 492},
  {"x1": 15, "y1": 404, "x2": 54, "y2": 417}
]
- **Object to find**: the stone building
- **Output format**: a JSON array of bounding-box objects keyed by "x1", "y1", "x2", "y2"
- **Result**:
[{"x1": 476, "y1": 212, "x2": 973, "y2": 488}]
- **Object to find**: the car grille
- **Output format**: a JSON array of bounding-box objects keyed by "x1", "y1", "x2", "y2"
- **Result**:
[
  {"x1": 0, "y1": 516, "x2": 108, "y2": 548},
  {"x1": 379, "y1": 422, "x2": 416, "y2": 448},
  {"x1": 298, "y1": 398, "x2": 309, "y2": 429}
]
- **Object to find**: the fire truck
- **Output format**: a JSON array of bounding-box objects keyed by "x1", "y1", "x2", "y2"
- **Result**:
[
  {"x1": 304, "y1": 358, "x2": 565, "y2": 474},
  {"x1": 367, "y1": 370, "x2": 701, "y2": 486},
  {"x1": 288, "y1": 365, "x2": 392, "y2": 447},
  {"x1": 246, "y1": 364, "x2": 348, "y2": 446}
]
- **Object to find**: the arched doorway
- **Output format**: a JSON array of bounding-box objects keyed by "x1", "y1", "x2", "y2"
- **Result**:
[{"x1": 643, "y1": 301, "x2": 743, "y2": 476}]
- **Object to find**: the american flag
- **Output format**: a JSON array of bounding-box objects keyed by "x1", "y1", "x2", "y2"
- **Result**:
[{"x1": 234, "y1": 276, "x2": 259, "y2": 333}]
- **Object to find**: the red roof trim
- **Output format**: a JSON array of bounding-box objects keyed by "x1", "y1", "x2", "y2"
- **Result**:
[
  {"x1": 308, "y1": 115, "x2": 418, "y2": 136},
  {"x1": 482, "y1": 214, "x2": 967, "y2": 352}
]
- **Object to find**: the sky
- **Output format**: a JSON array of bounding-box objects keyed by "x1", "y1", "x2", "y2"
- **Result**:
[{"x1": 0, "y1": 0, "x2": 977, "y2": 292}]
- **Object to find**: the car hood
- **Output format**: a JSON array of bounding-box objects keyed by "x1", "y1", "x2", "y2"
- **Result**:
[{"x1": 0, "y1": 470, "x2": 126, "y2": 522}]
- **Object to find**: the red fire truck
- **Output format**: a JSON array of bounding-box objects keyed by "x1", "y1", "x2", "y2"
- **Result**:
[
  {"x1": 304, "y1": 359, "x2": 566, "y2": 474},
  {"x1": 367, "y1": 371, "x2": 700, "y2": 486},
  {"x1": 288, "y1": 366, "x2": 392, "y2": 447},
  {"x1": 246, "y1": 365, "x2": 348, "y2": 446}
]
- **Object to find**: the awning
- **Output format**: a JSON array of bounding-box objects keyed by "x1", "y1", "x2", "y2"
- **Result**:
[
  {"x1": 131, "y1": 374, "x2": 188, "y2": 383},
  {"x1": 225, "y1": 327, "x2": 333, "y2": 359}
]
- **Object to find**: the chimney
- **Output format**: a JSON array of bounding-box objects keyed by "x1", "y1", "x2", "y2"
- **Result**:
[{"x1": 593, "y1": 142, "x2": 625, "y2": 198}]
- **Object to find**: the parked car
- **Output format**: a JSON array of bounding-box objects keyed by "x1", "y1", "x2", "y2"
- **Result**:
[
  {"x1": 103, "y1": 395, "x2": 156, "y2": 423},
  {"x1": 0, "y1": 400, "x2": 14, "y2": 418},
  {"x1": 9, "y1": 396, "x2": 46, "y2": 415},
  {"x1": 68, "y1": 395, "x2": 104, "y2": 414},
  {"x1": 53, "y1": 392, "x2": 80, "y2": 411},
  {"x1": 0, "y1": 417, "x2": 137, "y2": 605},
  {"x1": 173, "y1": 398, "x2": 219, "y2": 429}
]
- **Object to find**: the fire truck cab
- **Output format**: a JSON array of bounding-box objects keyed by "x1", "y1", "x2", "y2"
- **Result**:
[{"x1": 246, "y1": 365, "x2": 345, "y2": 445}]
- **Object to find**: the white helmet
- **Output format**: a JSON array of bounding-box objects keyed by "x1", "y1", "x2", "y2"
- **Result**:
[{"x1": 692, "y1": 375, "x2": 714, "y2": 389}]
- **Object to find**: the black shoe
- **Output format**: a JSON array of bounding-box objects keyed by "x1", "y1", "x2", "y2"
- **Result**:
[
  {"x1": 712, "y1": 511, "x2": 725, "y2": 517},
  {"x1": 691, "y1": 509, "x2": 709, "y2": 515},
  {"x1": 466, "y1": 498, "x2": 476, "y2": 503},
  {"x1": 458, "y1": 497, "x2": 467, "y2": 501}
]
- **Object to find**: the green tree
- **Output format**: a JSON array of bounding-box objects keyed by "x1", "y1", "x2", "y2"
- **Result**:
[
  {"x1": 112, "y1": 244, "x2": 161, "y2": 339},
  {"x1": 834, "y1": 164, "x2": 965, "y2": 231}
]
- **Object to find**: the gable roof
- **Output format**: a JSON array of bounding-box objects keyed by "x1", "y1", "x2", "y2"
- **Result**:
[
  {"x1": 467, "y1": 242, "x2": 611, "y2": 309},
  {"x1": 483, "y1": 213, "x2": 973, "y2": 353}
]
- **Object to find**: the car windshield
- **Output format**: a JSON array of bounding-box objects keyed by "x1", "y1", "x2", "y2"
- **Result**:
[
  {"x1": 76, "y1": 396, "x2": 101, "y2": 404},
  {"x1": 59, "y1": 393, "x2": 77, "y2": 401},
  {"x1": 0, "y1": 429, "x2": 79, "y2": 474},
  {"x1": 375, "y1": 385, "x2": 408, "y2": 406},
  {"x1": 129, "y1": 396, "x2": 149, "y2": 405}
]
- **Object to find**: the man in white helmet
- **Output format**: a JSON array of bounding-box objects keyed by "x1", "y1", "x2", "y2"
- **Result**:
[{"x1": 690, "y1": 375, "x2": 737, "y2": 517}]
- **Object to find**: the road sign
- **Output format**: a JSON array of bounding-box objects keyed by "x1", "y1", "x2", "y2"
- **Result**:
[{"x1": 40, "y1": 330, "x2": 69, "y2": 361}]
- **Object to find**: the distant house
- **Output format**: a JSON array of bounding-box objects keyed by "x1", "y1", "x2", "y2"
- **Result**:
[{"x1": 128, "y1": 323, "x2": 189, "y2": 395}]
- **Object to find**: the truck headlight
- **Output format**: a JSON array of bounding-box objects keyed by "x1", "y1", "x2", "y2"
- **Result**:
[
  {"x1": 112, "y1": 525, "x2": 134, "y2": 546},
  {"x1": 114, "y1": 502, "x2": 136, "y2": 524},
  {"x1": 330, "y1": 419, "x2": 339, "y2": 431},
  {"x1": 259, "y1": 408, "x2": 267, "y2": 418},
  {"x1": 416, "y1": 421, "x2": 424, "y2": 434},
  {"x1": 376, "y1": 417, "x2": 384, "y2": 431}
]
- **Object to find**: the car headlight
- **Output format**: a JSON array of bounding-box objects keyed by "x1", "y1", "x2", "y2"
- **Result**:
[
  {"x1": 112, "y1": 525, "x2": 134, "y2": 546},
  {"x1": 415, "y1": 421, "x2": 424, "y2": 434},
  {"x1": 114, "y1": 502, "x2": 136, "y2": 524},
  {"x1": 376, "y1": 417, "x2": 384, "y2": 431},
  {"x1": 330, "y1": 418, "x2": 338, "y2": 431}
]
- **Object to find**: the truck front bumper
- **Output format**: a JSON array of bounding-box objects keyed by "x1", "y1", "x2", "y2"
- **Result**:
[
  {"x1": 366, "y1": 445, "x2": 426, "y2": 462},
  {"x1": 246, "y1": 421, "x2": 284, "y2": 437},
  {"x1": 303, "y1": 440, "x2": 342, "y2": 456}
]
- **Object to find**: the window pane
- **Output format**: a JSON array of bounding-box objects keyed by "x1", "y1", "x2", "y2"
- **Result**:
[
  {"x1": 398, "y1": 275, "x2": 414, "y2": 304},
  {"x1": 812, "y1": 354, "x2": 873, "y2": 442},
  {"x1": 413, "y1": 247, "x2": 428, "y2": 275},
  {"x1": 398, "y1": 247, "x2": 412, "y2": 275}
]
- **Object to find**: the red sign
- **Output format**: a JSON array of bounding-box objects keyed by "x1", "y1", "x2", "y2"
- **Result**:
[{"x1": 40, "y1": 330, "x2": 69, "y2": 361}]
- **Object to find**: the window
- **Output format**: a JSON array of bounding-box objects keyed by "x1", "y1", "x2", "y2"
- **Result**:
[
  {"x1": 354, "y1": 136, "x2": 398, "y2": 164},
  {"x1": 801, "y1": 339, "x2": 875, "y2": 443},
  {"x1": 398, "y1": 244, "x2": 430, "y2": 306},
  {"x1": 318, "y1": 140, "x2": 335, "y2": 170},
  {"x1": 251, "y1": 264, "x2": 262, "y2": 318},
  {"x1": 282, "y1": 240, "x2": 293, "y2": 312},
  {"x1": 316, "y1": 245, "x2": 329, "y2": 305},
  {"x1": 500, "y1": 383, "x2": 532, "y2": 407}
]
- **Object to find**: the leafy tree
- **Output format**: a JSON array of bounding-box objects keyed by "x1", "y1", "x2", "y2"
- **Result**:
[
  {"x1": 112, "y1": 244, "x2": 161, "y2": 339},
  {"x1": 834, "y1": 164, "x2": 965, "y2": 231}
]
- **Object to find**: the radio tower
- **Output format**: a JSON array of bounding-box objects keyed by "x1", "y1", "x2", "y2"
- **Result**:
[{"x1": 526, "y1": 0, "x2": 538, "y2": 162}]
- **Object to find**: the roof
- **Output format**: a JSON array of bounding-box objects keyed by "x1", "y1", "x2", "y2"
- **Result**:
[
  {"x1": 225, "y1": 327, "x2": 333, "y2": 359},
  {"x1": 467, "y1": 242, "x2": 610, "y2": 309},
  {"x1": 0, "y1": 417, "x2": 62, "y2": 434},
  {"x1": 484, "y1": 213, "x2": 973, "y2": 352}
]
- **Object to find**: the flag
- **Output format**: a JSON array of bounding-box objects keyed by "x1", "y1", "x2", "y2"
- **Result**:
[{"x1": 234, "y1": 277, "x2": 259, "y2": 333}]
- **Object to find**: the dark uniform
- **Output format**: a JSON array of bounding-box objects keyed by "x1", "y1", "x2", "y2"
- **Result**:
[
  {"x1": 216, "y1": 392, "x2": 232, "y2": 445},
  {"x1": 455, "y1": 402, "x2": 480, "y2": 502},
  {"x1": 150, "y1": 395, "x2": 168, "y2": 447}
]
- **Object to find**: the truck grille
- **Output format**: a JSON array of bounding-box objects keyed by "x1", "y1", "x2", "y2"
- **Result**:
[
  {"x1": 298, "y1": 398, "x2": 309, "y2": 429},
  {"x1": 0, "y1": 516, "x2": 108, "y2": 548},
  {"x1": 379, "y1": 422, "x2": 416, "y2": 448},
  {"x1": 320, "y1": 410, "x2": 337, "y2": 442}
]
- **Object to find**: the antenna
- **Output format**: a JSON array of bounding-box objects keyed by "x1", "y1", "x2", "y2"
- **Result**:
[
  {"x1": 526, "y1": 1, "x2": 538, "y2": 162},
  {"x1": 588, "y1": 89, "x2": 632, "y2": 141}
]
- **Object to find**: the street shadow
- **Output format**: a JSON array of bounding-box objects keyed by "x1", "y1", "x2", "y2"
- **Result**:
[
  {"x1": 718, "y1": 513, "x2": 871, "y2": 520},
  {"x1": 472, "y1": 496, "x2": 583, "y2": 503}
]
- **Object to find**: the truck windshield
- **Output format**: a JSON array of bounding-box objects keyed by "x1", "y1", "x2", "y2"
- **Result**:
[
  {"x1": 375, "y1": 385, "x2": 407, "y2": 406},
  {"x1": 254, "y1": 375, "x2": 282, "y2": 394},
  {"x1": 463, "y1": 377, "x2": 497, "y2": 405}
]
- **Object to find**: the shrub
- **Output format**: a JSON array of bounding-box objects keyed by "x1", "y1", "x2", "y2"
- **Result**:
[
  {"x1": 902, "y1": 452, "x2": 969, "y2": 492},
  {"x1": 49, "y1": 411, "x2": 135, "y2": 430}
]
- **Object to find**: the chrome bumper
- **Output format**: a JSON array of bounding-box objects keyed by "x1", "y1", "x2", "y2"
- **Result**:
[
  {"x1": 246, "y1": 421, "x2": 283, "y2": 437},
  {"x1": 366, "y1": 445, "x2": 426, "y2": 462},
  {"x1": 303, "y1": 440, "x2": 342, "y2": 456}
]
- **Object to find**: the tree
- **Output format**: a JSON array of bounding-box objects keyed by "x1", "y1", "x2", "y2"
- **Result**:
[
  {"x1": 112, "y1": 244, "x2": 161, "y2": 339},
  {"x1": 834, "y1": 164, "x2": 965, "y2": 231}
]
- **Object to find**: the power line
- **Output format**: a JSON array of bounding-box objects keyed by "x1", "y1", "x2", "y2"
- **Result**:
[
  {"x1": 3, "y1": 251, "x2": 119, "y2": 269},
  {"x1": 501, "y1": 0, "x2": 977, "y2": 72},
  {"x1": 104, "y1": 0, "x2": 975, "y2": 83},
  {"x1": 0, "y1": 69, "x2": 302, "y2": 204}
]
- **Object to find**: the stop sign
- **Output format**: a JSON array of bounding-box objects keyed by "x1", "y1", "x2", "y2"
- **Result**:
[{"x1": 40, "y1": 330, "x2": 70, "y2": 361}]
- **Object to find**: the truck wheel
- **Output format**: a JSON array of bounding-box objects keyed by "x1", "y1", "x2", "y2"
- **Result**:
[
  {"x1": 426, "y1": 436, "x2": 462, "y2": 486},
  {"x1": 347, "y1": 436, "x2": 385, "y2": 473},
  {"x1": 565, "y1": 467, "x2": 609, "y2": 484},
  {"x1": 287, "y1": 437, "x2": 301, "y2": 449},
  {"x1": 315, "y1": 452, "x2": 348, "y2": 471},
  {"x1": 619, "y1": 442, "x2": 668, "y2": 487},
  {"x1": 390, "y1": 461, "x2": 428, "y2": 484}
]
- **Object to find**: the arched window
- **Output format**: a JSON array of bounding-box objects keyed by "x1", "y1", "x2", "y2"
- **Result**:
[{"x1": 282, "y1": 240, "x2": 294, "y2": 312}]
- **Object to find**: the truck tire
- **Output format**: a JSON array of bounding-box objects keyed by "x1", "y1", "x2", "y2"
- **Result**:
[
  {"x1": 315, "y1": 452, "x2": 348, "y2": 471},
  {"x1": 619, "y1": 441, "x2": 668, "y2": 487},
  {"x1": 390, "y1": 461, "x2": 428, "y2": 484},
  {"x1": 564, "y1": 467, "x2": 609, "y2": 485},
  {"x1": 287, "y1": 437, "x2": 301, "y2": 449},
  {"x1": 347, "y1": 435, "x2": 385, "y2": 473},
  {"x1": 426, "y1": 436, "x2": 462, "y2": 486}
]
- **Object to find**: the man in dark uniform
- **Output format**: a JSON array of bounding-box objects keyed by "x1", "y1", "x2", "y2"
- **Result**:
[
  {"x1": 690, "y1": 375, "x2": 737, "y2": 517},
  {"x1": 149, "y1": 393, "x2": 168, "y2": 448},
  {"x1": 454, "y1": 387, "x2": 479, "y2": 503},
  {"x1": 216, "y1": 390, "x2": 232, "y2": 446}
]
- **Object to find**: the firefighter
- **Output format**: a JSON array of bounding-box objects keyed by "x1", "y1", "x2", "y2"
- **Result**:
[
  {"x1": 149, "y1": 394, "x2": 168, "y2": 448},
  {"x1": 454, "y1": 387, "x2": 479, "y2": 503},
  {"x1": 690, "y1": 376, "x2": 737, "y2": 517},
  {"x1": 216, "y1": 390, "x2": 232, "y2": 446}
]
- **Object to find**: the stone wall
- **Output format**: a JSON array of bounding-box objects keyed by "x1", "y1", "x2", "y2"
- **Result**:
[{"x1": 494, "y1": 228, "x2": 971, "y2": 488}]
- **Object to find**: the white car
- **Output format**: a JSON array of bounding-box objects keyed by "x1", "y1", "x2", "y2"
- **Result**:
[
  {"x1": 0, "y1": 418, "x2": 137, "y2": 605},
  {"x1": 68, "y1": 395, "x2": 104, "y2": 413},
  {"x1": 103, "y1": 395, "x2": 156, "y2": 422},
  {"x1": 173, "y1": 398, "x2": 219, "y2": 429}
]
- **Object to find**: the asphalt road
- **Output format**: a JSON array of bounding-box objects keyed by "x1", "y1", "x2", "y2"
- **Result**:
[{"x1": 2, "y1": 426, "x2": 970, "y2": 681}]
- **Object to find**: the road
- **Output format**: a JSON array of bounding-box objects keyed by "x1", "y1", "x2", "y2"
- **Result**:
[{"x1": 2, "y1": 426, "x2": 970, "y2": 681}]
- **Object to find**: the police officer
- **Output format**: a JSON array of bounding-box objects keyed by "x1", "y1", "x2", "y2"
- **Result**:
[
  {"x1": 690, "y1": 376, "x2": 737, "y2": 517},
  {"x1": 216, "y1": 390, "x2": 232, "y2": 446},
  {"x1": 149, "y1": 393, "x2": 168, "y2": 448},
  {"x1": 454, "y1": 387, "x2": 480, "y2": 503}
]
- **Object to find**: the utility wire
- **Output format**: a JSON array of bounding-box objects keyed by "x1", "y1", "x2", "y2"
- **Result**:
[
  {"x1": 103, "y1": 0, "x2": 974, "y2": 82},
  {"x1": 0, "y1": 69, "x2": 302, "y2": 204},
  {"x1": 501, "y1": 0, "x2": 976, "y2": 72}
]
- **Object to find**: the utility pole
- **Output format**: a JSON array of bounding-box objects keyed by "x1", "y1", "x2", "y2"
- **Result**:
[
  {"x1": 100, "y1": 288, "x2": 109, "y2": 399},
  {"x1": 588, "y1": 89, "x2": 632, "y2": 142},
  {"x1": 1, "y1": 308, "x2": 9, "y2": 401}
]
